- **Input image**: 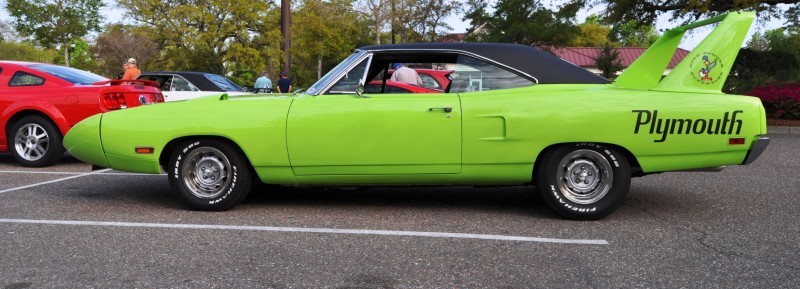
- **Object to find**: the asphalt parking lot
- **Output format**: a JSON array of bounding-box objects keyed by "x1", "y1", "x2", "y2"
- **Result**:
[{"x1": 1, "y1": 133, "x2": 798, "y2": 288}]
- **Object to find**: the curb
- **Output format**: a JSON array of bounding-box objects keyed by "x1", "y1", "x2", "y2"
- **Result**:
[{"x1": 767, "y1": 126, "x2": 800, "y2": 135}]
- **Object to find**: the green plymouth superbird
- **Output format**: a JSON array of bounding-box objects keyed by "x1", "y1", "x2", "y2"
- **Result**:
[{"x1": 64, "y1": 12, "x2": 768, "y2": 220}]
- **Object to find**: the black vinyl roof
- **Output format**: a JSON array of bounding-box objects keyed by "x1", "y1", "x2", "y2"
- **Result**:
[
  {"x1": 139, "y1": 71, "x2": 224, "y2": 91},
  {"x1": 358, "y1": 42, "x2": 608, "y2": 84}
]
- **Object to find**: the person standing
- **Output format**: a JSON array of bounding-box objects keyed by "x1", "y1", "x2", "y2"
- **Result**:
[
  {"x1": 390, "y1": 63, "x2": 422, "y2": 86},
  {"x1": 276, "y1": 72, "x2": 292, "y2": 93},
  {"x1": 122, "y1": 58, "x2": 141, "y2": 80},
  {"x1": 117, "y1": 60, "x2": 129, "y2": 79},
  {"x1": 253, "y1": 71, "x2": 273, "y2": 92}
]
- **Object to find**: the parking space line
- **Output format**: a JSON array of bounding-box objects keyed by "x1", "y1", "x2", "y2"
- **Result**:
[
  {"x1": 0, "y1": 170, "x2": 164, "y2": 176},
  {"x1": 0, "y1": 218, "x2": 608, "y2": 245},
  {"x1": 0, "y1": 168, "x2": 113, "y2": 194}
]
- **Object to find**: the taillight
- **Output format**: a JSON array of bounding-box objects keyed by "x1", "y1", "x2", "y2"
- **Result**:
[
  {"x1": 154, "y1": 93, "x2": 165, "y2": 103},
  {"x1": 102, "y1": 92, "x2": 127, "y2": 110}
]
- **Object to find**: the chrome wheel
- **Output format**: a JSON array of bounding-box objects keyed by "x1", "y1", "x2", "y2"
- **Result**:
[
  {"x1": 181, "y1": 147, "x2": 233, "y2": 199},
  {"x1": 555, "y1": 149, "x2": 613, "y2": 205},
  {"x1": 14, "y1": 123, "x2": 50, "y2": 162}
]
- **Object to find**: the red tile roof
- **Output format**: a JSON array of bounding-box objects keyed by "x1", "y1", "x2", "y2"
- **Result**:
[{"x1": 549, "y1": 47, "x2": 690, "y2": 68}]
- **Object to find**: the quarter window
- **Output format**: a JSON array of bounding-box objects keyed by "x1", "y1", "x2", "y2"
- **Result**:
[
  {"x1": 450, "y1": 55, "x2": 533, "y2": 93},
  {"x1": 9, "y1": 72, "x2": 45, "y2": 87},
  {"x1": 170, "y1": 76, "x2": 198, "y2": 91},
  {"x1": 327, "y1": 57, "x2": 369, "y2": 94}
]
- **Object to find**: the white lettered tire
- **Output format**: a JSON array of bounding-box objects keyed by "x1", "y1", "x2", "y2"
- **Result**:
[
  {"x1": 168, "y1": 139, "x2": 253, "y2": 210},
  {"x1": 535, "y1": 143, "x2": 630, "y2": 220}
]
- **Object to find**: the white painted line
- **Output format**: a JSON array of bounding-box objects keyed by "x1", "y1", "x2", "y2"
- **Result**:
[
  {"x1": 0, "y1": 170, "x2": 164, "y2": 176},
  {"x1": 0, "y1": 218, "x2": 608, "y2": 245},
  {"x1": 0, "y1": 168, "x2": 113, "y2": 194}
]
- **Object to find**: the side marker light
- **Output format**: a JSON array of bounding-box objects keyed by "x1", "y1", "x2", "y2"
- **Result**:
[
  {"x1": 135, "y1": 147, "x2": 155, "y2": 154},
  {"x1": 729, "y1": 138, "x2": 745, "y2": 145}
]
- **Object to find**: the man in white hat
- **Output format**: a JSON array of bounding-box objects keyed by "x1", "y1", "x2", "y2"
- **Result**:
[{"x1": 122, "y1": 58, "x2": 141, "y2": 80}]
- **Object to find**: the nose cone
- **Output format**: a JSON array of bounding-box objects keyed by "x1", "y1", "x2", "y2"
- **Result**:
[{"x1": 64, "y1": 114, "x2": 109, "y2": 168}]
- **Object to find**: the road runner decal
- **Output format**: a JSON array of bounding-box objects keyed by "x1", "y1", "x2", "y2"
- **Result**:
[{"x1": 633, "y1": 110, "x2": 743, "y2": 142}]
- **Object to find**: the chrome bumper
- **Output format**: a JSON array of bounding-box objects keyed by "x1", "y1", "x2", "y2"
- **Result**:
[{"x1": 743, "y1": 136, "x2": 770, "y2": 165}]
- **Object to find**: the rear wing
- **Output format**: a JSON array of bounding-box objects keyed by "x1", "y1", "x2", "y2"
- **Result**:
[
  {"x1": 92, "y1": 79, "x2": 161, "y2": 88},
  {"x1": 614, "y1": 12, "x2": 755, "y2": 93}
]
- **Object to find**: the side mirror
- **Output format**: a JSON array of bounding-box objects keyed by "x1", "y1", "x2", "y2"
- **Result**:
[{"x1": 355, "y1": 81, "x2": 367, "y2": 98}]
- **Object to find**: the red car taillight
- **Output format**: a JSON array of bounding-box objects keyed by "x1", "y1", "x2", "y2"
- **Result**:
[{"x1": 102, "y1": 92, "x2": 127, "y2": 110}]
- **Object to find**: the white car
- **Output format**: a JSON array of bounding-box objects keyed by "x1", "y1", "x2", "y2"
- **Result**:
[{"x1": 137, "y1": 72, "x2": 252, "y2": 101}]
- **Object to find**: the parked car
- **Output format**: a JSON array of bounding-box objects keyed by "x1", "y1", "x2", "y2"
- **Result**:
[
  {"x1": 384, "y1": 68, "x2": 452, "y2": 90},
  {"x1": 65, "y1": 12, "x2": 767, "y2": 220},
  {"x1": 0, "y1": 61, "x2": 163, "y2": 167},
  {"x1": 137, "y1": 72, "x2": 251, "y2": 101},
  {"x1": 364, "y1": 80, "x2": 443, "y2": 93}
]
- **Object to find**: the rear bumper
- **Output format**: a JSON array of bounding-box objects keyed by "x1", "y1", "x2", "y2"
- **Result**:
[{"x1": 742, "y1": 136, "x2": 769, "y2": 165}]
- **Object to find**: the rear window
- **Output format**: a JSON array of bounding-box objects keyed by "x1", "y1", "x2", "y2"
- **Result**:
[
  {"x1": 204, "y1": 74, "x2": 243, "y2": 92},
  {"x1": 26, "y1": 64, "x2": 107, "y2": 85}
]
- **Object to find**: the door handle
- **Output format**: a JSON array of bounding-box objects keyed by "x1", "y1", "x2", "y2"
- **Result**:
[{"x1": 428, "y1": 107, "x2": 452, "y2": 113}]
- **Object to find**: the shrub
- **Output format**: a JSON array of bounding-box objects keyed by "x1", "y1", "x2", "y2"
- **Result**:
[{"x1": 747, "y1": 82, "x2": 800, "y2": 120}]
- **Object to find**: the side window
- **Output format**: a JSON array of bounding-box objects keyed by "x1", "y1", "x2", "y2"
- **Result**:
[
  {"x1": 171, "y1": 76, "x2": 198, "y2": 91},
  {"x1": 450, "y1": 56, "x2": 533, "y2": 93},
  {"x1": 327, "y1": 57, "x2": 369, "y2": 94},
  {"x1": 419, "y1": 74, "x2": 441, "y2": 89},
  {"x1": 9, "y1": 71, "x2": 45, "y2": 87}
]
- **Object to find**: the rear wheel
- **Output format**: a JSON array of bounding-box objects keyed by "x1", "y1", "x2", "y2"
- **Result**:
[
  {"x1": 535, "y1": 143, "x2": 630, "y2": 220},
  {"x1": 168, "y1": 139, "x2": 252, "y2": 210},
  {"x1": 8, "y1": 115, "x2": 64, "y2": 167}
]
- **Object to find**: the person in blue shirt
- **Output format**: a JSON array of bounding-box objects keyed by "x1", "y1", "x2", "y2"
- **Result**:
[{"x1": 253, "y1": 71, "x2": 272, "y2": 92}]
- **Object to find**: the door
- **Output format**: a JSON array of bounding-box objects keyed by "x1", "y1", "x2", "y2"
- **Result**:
[{"x1": 286, "y1": 56, "x2": 462, "y2": 175}]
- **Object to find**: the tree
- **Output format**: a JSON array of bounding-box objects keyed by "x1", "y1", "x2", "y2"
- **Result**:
[
  {"x1": 595, "y1": 43, "x2": 623, "y2": 79},
  {"x1": 464, "y1": 0, "x2": 579, "y2": 46},
  {"x1": 92, "y1": 25, "x2": 159, "y2": 78},
  {"x1": 117, "y1": 0, "x2": 282, "y2": 86},
  {"x1": 293, "y1": 0, "x2": 370, "y2": 85},
  {"x1": 568, "y1": 0, "x2": 800, "y2": 26},
  {"x1": 53, "y1": 38, "x2": 97, "y2": 72},
  {"x1": 0, "y1": 41, "x2": 57, "y2": 62},
  {"x1": 5, "y1": 0, "x2": 103, "y2": 67},
  {"x1": 462, "y1": 0, "x2": 490, "y2": 41},
  {"x1": 356, "y1": 0, "x2": 388, "y2": 44},
  {"x1": 609, "y1": 20, "x2": 659, "y2": 47},
  {"x1": 415, "y1": 0, "x2": 461, "y2": 41},
  {"x1": 571, "y1": 22, "x2": 612, "y2": 47}
]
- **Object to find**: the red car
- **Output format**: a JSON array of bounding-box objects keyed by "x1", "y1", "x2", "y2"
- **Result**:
[
  {"x1": 386, "y1": 68, "x2": 453, "y2": 90},
  {"x1": 365, "y1": 80, "x2": 444, "y2": 93},
  {"x1": 0, "y1": 61, "x2": 164, "y2": 167}
]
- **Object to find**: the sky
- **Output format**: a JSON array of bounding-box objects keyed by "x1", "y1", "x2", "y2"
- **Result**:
[{"x1": 1, "y1": 0, "x2": 791, "y2": 51}]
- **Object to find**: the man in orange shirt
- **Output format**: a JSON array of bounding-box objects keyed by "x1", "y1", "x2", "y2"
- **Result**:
[{"x1": 122, "y1": 58, "x2": 141, "y2": 80}]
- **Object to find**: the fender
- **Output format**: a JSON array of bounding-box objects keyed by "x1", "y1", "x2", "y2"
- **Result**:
[{"x1": 2, "y1": 101, "x2": 70, "y2": 140}]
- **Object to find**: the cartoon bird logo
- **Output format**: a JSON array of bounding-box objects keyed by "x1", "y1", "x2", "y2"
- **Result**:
[{"x1": 698, "y1": 55, "x2": 717, "y2": 82}]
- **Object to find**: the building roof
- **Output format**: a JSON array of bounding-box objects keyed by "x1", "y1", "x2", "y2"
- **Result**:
[
  {"x1": 549, "y1": 47, "x2": 690, "y2": 68},
  {"x1": 358, "y1": 42, "x2": 608, "y2": 84}
]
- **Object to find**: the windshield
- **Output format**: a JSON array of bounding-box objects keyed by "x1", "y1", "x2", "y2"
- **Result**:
[
  {"x1": 204, "y1": 74, "x2": 244, "y2": 91},
  {"x1": 27, "y1": 64, "x2": 107, "y2": 85},
  {"x1": 305, "y1": 51, "x2": 366, "y2": 95}
]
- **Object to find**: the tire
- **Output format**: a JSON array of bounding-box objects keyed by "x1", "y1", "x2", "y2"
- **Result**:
[
  {"x1": 168, "y1": 139, "x2": 253, "y2": 211},
  {"x1": 535, "y1": 143, "x2": 630, "y2": 220},
  {"x1": 8, "y1": 115, "x2": 64, "y2": 167}
]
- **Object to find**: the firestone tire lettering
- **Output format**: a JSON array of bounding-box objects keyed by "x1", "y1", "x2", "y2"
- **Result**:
[
  {"x1": 168, "y1": 139, "x2": 252, "y2": 211},
  {"x1": 535, "y1": 143, "x2": 631, "y2": 220}
]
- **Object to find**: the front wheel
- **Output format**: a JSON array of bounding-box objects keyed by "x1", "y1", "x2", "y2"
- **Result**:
[
  {"x1": 168, "y1": 139, "x2": 253, "y2": 211},
  {"x1": 8, "y1": 115, "x2": 64, "y2": 167},
  {"x1": 535, "y1": 143, "x2": 630, "y2": 220}
]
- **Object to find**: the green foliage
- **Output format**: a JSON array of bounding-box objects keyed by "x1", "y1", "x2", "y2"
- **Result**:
[
  {"x1": 53, "y1": 38, "x2": 97, "y2": 72},
  {"x1": 571, "y1": 23, "x2": 613, "y2": 47},
  {"x1": 293, "y1": 0, "x2": 371, "y2": 87},
  {"x1": 0, "y1": 41, "x2": 58, "y2": 62},
  {"x1": 118, "y1": 0, "x2": 282, "y2": 86},
  {"x1": 595, "y1": 43, "x2": 623, "y2": 79},
  {"x1": 569, "y1": 0, "x2": 799, "y2": 26},
  {"x1": 725, "y1": 28, "x2": 800, "y2": 95},
  {"x1": 5, "y1": 0, "x2": 103, "y2": 66},
  {"x1": 609, "y1": 20, "x2": 659, "y2": 47},
  {"x1": 464, "y1": 0, "x2": 579, "y2": 46}
]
